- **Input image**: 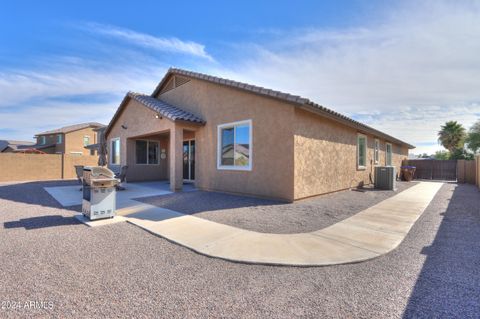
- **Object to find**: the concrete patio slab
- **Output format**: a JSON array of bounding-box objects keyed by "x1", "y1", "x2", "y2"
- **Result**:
[
  {"x1": 124, "y1": 181, "x2": 443, "y2": 266},
  {"x1": 74, "y1": 214, "x2": 127, "y2": 227},
  {"x1": 44, "y1": 181, "x2": 174, "y2": 207},
  {"x1": 44, "y1": 185, "x2": 83, "y2": 206}
]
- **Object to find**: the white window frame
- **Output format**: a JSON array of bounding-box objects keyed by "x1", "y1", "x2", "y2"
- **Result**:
[
  {"x1": 83, "y1": 135, "x2": 90, "y2": 147},
  {"x1": 374, "y1": 138, "x2": 380, "y2": 164},
  {"x1": 110, "y1": 138, "x2": 121, "y2": 166},
  {"x1": 57, "y1": 134, "x2": 62, "y2": 144},
  {"x1": 217, "y1": 119, "x2": 253, "y2": 171},
  {"x1": 40, "y1": 136, "x2": 46, "y2": 145},
  {"x1": 386, "y1": 143, "x2": 393, "y2": 166},
  {"x1": 135, "y1": 139, "x2": 160, "y2": 165},
  {"x1": 357, "y1": 133, "x2": 367, "y2": 170}
]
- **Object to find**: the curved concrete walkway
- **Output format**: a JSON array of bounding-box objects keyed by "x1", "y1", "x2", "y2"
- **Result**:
[{"x1": 122, "y1": 182, "x2": 443, "y2": 266}]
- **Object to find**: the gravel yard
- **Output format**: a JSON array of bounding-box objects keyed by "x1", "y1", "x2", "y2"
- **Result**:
[
  {"x1": 139, "y1": 182, "x2": 417, "y2": 233},
  {"x1": 0, "y1": 180, "x2": 478, "y2": 318}
]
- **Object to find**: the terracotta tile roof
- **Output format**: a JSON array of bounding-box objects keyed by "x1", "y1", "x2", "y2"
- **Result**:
[
  {"x1": 128, "y1": 92, "x2": 205, "y2": 124},
  {"x1": 104, "y1": 92, "x2": 205, "y2": 137},
  {"x1": 152, "y1": 68, "x2": 415, "y2": 149},
  {"x1": 36, "y1": 122, "x2": 105, "y2": 136}
]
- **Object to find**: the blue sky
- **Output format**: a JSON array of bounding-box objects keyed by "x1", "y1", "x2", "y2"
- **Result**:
[{"x1": 1, "y1": 0, "x2": 479, "y2": 154}]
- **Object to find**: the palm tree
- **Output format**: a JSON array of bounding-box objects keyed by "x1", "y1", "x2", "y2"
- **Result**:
[
  {"x1": 466, "y1": 120, "x2": 480, "y2": 154},
  {"x1": 438, "y1": 121, "x2": 466, "y2": 152}
]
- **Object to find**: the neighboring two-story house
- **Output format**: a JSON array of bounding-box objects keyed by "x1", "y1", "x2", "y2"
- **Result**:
[{"x1": 33, "y1": 122, "x2": 105, "y2": 155}]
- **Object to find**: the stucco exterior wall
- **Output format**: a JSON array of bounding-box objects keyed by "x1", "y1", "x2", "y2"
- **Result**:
[
  {"x1": 158, "y1": 78, "x2": 296, "y2": 201},
  {"x1": 106, "y1": 75, "x2": 410, "y2": 201},
  {"x1": 293, "y1": 108, "x2": 408, "y2": 200},
  {"x1": 125, "y1": 135, "x2": 169, "y2": 182},
  {"x1": 0, "y1": 153, "x2": 98, "y2": 182},
  {"x1": 36, "y1": 127, "x2": 99, "y2": 155},
  {"x1": 107, "y1": 99, "x2": 175, "y2": 181},
  {"x1": 62, "y1": 154, "x2": 100, "y2": 179},
  {"x1": 64, "y1": 127, "x2": 98, "y2": 155}
]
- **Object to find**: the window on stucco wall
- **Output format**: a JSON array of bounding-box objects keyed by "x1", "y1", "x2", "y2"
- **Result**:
[
  {"x1": 135, "y1": 140, "x2": 159, "y2": 165},
  {"x1": 110, "y1": 138, "x2": 120, "y2": 165},
  {"x1": 357, "y1": 134, "x2": 367, "y2": 169},
  {"x1": 374, "y1": 139, "x2": 380, "y2": 164},
  {"x1": 386, "y1": 143, "x2": 393, "y2": 166},
  {"x1": 217, "y1": 119, "x2": 252, "y2": 171}
]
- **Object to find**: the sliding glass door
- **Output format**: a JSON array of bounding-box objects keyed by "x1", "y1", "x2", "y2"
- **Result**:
[{"x1": 183, "y1": 140, "x2": 195, "y2": 181}]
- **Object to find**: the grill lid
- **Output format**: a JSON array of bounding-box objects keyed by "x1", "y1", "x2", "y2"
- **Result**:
[{"x1": 84, "y1": 166, "x2": 115, "y2": 179}]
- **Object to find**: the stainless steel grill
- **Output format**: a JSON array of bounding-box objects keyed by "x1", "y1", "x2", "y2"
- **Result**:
[{"x1": 82, "y1": 166, "x2": 119, "y2": 220}]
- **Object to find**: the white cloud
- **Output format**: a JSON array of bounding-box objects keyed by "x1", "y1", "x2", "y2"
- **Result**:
[
  {"x1": 0, "y1": 56, "x2": 168, "y2": 107},
  {"x1": 0, "y1": 100, "x2": 117, "y2": 141},
  {"x1": 355, "y1": 104, "x2": 480, "y2": 154},
  {"x1": 84, "y1": 23, "x2": 214, "y2": 61},
  {"x1": 0, "y1": 57, "x2": 170, "y2": 140},
  {"x1": 2, "y1": 1, "x2": 480, "y2": 155},
  {"x1": 0, "y1": 23, "x2": 214, "y2": 141},
  {"x1": 216, "y1": 1, "x2": 480, "y2": 154}
]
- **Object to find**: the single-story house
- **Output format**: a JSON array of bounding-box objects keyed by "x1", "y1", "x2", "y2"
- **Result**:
[{"x1": 105, "y1": 68, "x2": 414, "y2": 202}]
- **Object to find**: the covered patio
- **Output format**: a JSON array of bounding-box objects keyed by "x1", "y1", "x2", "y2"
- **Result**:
[
  {"x1": 104, "y1": 92, "x2": 205, "y2": 192},
  {"x1": 124, "y1": 127, "x2": 197, "y2": 192}
]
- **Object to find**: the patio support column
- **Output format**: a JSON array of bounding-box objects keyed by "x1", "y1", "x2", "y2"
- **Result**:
[{"x1": 169, "y1": 127, "x2": 183, "y2": 192}]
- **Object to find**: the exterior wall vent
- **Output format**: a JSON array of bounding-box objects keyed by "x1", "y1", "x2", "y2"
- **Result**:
[
  {"x1": 174, "y1": 76, "x2": 190, "y2": 88},
  {"x1": 159, "y1": 77, "x2": 175, "y2": 94}
]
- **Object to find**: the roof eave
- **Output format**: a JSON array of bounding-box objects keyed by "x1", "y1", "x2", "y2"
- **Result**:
[
  {"x1": 105, "y1": 93, "x2": 206, "y2": 137},
  {"x1": 105, "y1": 94, "x2": 131, "y2": 138},
  {"x1": 174, "y1": 119, "x2": 206, "y2": 126},
  {"x1": 299, "y1": 104, "x2": 415, "y2": 149}
]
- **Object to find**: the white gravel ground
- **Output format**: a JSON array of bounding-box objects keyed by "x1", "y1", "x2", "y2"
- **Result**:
[{"x1": 0, "y1": 180, "x2": 478, "y2": 318}]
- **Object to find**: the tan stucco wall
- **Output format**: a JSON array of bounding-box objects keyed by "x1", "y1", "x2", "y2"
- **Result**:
[
  {"x1": 0, "y1": 154, "x2": 62, "y2": 181},
  {"x1": 125, "y1": 135, "x2": 169, "y2": 182},
  {"x1": 0, "y1": 153, "x2": 98, "y2": 182},
  {"x1": 293, "y1": 108, "x2": 408, "y2": 199},
  {"x1": 36, "y1": 127, "x2": 98, "y2": 155},
  {"x1": 107, "y1": 99, "x2": 175, "y2": 181},
  {"x1": 63, "y1": 154, "x2": 99, "y2": 179},
  {"x1": 64, "y1": 127, "x2": 98, "y2": 155},
  {"x1": 107, "y1": 76, "x2": 410, "y2": 201},
  {"x1": 158, "y1": 78, "x2": 295, "y2": 201}
]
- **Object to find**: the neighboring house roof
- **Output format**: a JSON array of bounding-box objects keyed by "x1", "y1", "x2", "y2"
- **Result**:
[
  {"x1": 105, "y1": 92, "x2": 205, "y2": 136},
  {"x1": 0, "y1": 140, "x2": 35, "y2": 152},
  {"x1": 36, "y1": 122, "x2": 105, "y2": 136},
  {"x1": 152, "y1": 68, "x2": 415, "y2": 149},
  {"x1": 16, "y1": 143, "x2": 56, "y2": 151}
]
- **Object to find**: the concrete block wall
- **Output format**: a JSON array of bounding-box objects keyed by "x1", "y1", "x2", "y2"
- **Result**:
[{"x1": 0, "y1": 153, "x2": 99, "y2": 182}]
